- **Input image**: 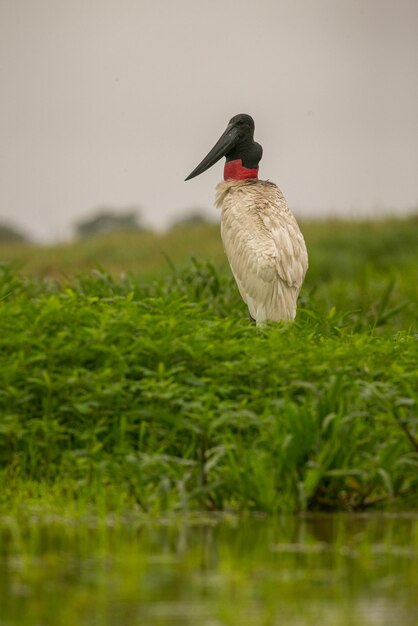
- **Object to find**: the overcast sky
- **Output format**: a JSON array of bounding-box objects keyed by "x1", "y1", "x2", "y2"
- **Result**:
[{"x1": 1, "y1": 0, "x2": 417, "y2": 241}]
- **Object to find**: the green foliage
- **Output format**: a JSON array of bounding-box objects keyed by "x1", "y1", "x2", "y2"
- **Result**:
[
  {"x1": 0, "y1": 216, "x2": 417, "y2": 515},
  {"x1": 0, "y1": 222, "x2": 28, "y2": 243},
  {"x1": 74, "y1": 207, "x2": 143, "y2": 238},
  {"x1": 1, "y1": 216, "x2": 417, "y2": 285}
]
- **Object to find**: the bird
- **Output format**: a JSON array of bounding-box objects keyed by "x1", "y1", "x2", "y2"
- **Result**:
[{"x1": 185, "y1": 113, "x2": 308, "y2": 325}]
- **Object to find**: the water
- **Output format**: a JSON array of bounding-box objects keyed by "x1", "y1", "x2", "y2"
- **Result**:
[{"x1": 0, "y1": 513, "x2": 417, "y2": 626}]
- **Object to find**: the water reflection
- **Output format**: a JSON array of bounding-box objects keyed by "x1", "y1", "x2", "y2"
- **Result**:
[{"x1": 0, "y1": 513, "x2": 417, "y2": 625}]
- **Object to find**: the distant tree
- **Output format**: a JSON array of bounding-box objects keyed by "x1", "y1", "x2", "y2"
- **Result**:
[
  {"x1": 0, "y1": 222, "x2": 29, "y2": 243},
  {"x1": 74, "y1": 207, "x2": 144, "y2": 238},
  {"x1": 170, "y1": 210, "x2": 213, "y2": 229}
]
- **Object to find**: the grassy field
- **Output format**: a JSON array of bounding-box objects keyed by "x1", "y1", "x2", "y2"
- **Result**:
[{"x1": 0, "y1": 217, "x2": 417, "y2": 515}]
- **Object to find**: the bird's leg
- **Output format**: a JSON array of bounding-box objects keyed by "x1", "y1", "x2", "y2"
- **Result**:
[{"x1": 248, "y1": 311, "x2": 256, "y2": 325}]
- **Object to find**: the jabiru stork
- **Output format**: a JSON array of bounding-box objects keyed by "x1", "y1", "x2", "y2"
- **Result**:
[{"x1": 185, "y1": 114, "x2": 308, "y2": 325}]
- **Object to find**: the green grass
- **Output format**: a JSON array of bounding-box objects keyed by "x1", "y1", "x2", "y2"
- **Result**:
[
  {"x1": 2, "y1": 216, "x2": 418, "y2": 284},
  {"x1": 0, "y1": 224, "x2": 225, "y2": 279},
  {"x1": 0, "y1": 217, "x2": 417, "y2": 515}
]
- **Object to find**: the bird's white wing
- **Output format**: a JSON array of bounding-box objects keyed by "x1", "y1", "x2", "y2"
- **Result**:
[{"x1": 217, "y1": 180, "x2": 308, "y2": 322}]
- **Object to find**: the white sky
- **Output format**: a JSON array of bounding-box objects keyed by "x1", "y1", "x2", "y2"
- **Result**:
[{"x1": 0, "y1": 0, "x2": 417, "y2": 241}]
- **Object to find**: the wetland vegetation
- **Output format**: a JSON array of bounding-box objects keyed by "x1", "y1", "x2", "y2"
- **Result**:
[{"x1": 0, "y1": 216, "x2": 417, "y2": 624}]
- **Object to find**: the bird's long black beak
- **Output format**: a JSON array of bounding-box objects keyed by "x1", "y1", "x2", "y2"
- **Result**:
[{"x1": 185, "y1": 122, "x2": 240, "y2": 181}]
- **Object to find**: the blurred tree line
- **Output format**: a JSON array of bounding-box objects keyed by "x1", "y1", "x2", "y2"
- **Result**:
[
  {"x1": 0, "y1": 223, "x2": 28, "y2": 243},
  {"x1": 0, "y1": 206, "x2": 212, "y2": 244},
  {"x1": 74, "y1": 207, "x2": 143, "y2": 238}
]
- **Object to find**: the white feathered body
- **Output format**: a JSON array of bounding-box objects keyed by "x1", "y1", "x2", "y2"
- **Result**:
[{"x1": 215, "y1": 179, "x2": 308, "y2": 324}]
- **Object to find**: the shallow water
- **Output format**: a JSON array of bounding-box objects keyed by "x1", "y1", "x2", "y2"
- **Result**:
[{"x1": 0, "y1": 513, "x2": 417, "y2": 626}]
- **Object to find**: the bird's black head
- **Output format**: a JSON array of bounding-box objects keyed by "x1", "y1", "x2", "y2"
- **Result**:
[
  {"x1": 185, "y1": 113, "x2": 263, "y2": 181},
  {"x1": 228, "y1": 113, "x2": 255, "y2": 136}
]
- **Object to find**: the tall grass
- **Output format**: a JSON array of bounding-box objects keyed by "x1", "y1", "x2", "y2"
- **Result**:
[
  {"x1": 0, "y1": 218, "x2": 417, "y2": 514},
  {"x1": 1, "y1": 216, "x2": 417, "y2": 284}
]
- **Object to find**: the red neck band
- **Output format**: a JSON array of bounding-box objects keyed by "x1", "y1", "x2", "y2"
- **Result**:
[{"x1": 224, "y1": 159, "x2": 259, "y2": 181}]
